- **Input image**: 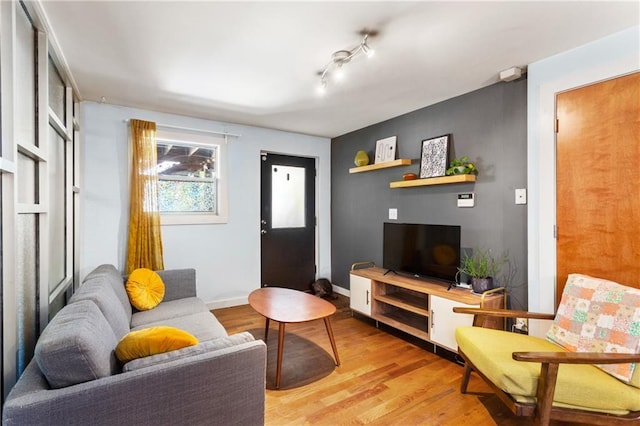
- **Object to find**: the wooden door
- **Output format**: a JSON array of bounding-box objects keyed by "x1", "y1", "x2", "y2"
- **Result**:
[
  {"x1": 556, "y1": 72, "x2": 640, "y2": 302},
  {"x1": 260, "y1": 153, "x2": 316, "y2": 291}
]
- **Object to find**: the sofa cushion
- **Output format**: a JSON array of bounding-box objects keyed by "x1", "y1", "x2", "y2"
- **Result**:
[
  {"x1": 70, "y1": 280, "x2": 130, "y2": 339},
  {"x1": 35, "y1": 300, "x2": 119, "y2": 389},
  {"x1": 83, "y1": 264, "x2": 132, "y2": 322},
  {"x1": 131, "y1": 311, "x2": 228, "y2": 342},
  {"x1": 130, "y1": 297, "x2": 209, "y2": 328},
  {"x1": 126, "y1": 268, "x2": 165, "y2": 311},
  {"x1": 115, "y1": 326, "x2": 198, "y2": 363},
  {"x1": 456, "y1": 326, "x2": 640, "y2": 414},
  {"x1": 122, "y1": 332, "x2": 255, "y2": 372},
  {"x1": 547, "y1": 273, "x2": 640, "y2": 384}
]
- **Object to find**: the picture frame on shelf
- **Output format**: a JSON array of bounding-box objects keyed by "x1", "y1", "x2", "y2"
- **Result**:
[
  {"x1": 374, "y1": 136, "x2": 397, "y2": 164},
  {"x1": 419, "y1": 134, "x2": 450, "y2": 178}
]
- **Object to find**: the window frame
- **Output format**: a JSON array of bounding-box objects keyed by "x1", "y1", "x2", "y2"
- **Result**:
[{"x1": 155, "y1": 129, "x2": 228, "y2": 225}]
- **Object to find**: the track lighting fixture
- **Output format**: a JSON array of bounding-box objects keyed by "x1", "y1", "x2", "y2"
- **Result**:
[{"x1": 316, "y1": 32, "x2": 376, "y2": 95}]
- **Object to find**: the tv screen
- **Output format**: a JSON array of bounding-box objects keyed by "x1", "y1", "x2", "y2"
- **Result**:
[{"x1": 383, "y1": 222, "x2": 461, "y2": 283}]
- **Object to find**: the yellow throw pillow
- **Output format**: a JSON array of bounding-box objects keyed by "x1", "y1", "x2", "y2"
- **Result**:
[
  {"x1": 126, "y1": 268, "x2": 165, "y2": 310},
  {"x1": 115, "y1": 326, "x2": 199, "y2": 363}
]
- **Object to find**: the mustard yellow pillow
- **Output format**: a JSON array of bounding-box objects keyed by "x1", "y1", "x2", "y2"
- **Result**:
[
  {"x1": 115, "y1": 326, "x2": 199, "y2": 363},
  {"x1": 126, "y1": 268, "x2": 165, "y2": 310}
]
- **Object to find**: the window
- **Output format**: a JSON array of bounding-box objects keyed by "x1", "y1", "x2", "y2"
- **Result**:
[{"x1": 155, "y1": 129, "x2": 228, "y2": 224}]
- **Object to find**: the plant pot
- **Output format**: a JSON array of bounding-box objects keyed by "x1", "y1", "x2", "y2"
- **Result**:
[{"x1": 471, "y1": 277, "x2": 493, "y2": 293}]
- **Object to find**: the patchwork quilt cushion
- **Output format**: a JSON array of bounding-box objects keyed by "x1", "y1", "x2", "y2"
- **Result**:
[
  {"x1": 115, "y1": 326, "x2": 199, "y2": 363},
  {"x1": 126, "y1": 268, "x2": 165, "y2": 310},
  {"x1": 547, "y1": 273, "x2": 640, "y2": 385}
]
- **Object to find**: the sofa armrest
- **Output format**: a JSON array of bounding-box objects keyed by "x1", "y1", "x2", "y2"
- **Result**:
[
  {"x1": 156, "y1": 268, "x2": 197, "y2": 301},
  {"x1": 3, "y1": 341, "x2": 266, "y2": 426}
]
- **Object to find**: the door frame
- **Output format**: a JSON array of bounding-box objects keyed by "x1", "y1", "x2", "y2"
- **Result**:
[{"x1": 259, "y1": 151, "x2": 320, "y2": 288}]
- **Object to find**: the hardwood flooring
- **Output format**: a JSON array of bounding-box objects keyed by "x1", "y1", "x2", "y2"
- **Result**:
[{"x1": 213, "y1": 294, "x2": 577, "y2": 426}]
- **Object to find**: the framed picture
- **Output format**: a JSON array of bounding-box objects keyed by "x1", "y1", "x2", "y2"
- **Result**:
[
  {"x1": 374, "y1": 136, "x2": 397, "y2": 164},
  {"x1": 419, "y1": 134, "x2": 450, "y2": 178}
]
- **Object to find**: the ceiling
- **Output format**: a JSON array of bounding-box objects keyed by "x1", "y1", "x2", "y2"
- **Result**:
[{"x1": 39, "y1": 1, "x2": 638, "y2": 138}]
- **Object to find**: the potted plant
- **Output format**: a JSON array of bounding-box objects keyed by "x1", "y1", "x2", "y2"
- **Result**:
[
  {"x1": 445, "y1": 156, "x2": 478, "y2": 176},
  {"x1": 458, "y1": 247, "x2": 509, "y2": 293}
]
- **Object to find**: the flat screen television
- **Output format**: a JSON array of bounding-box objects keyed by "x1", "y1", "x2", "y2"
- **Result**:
[{"x1": 383, "y1": 222, "x2": 461, "y2": 283}]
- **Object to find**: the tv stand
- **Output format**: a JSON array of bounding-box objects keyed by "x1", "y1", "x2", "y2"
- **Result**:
[{"x1": 349, "y1": 266, "x2": 505, "y2": 352}]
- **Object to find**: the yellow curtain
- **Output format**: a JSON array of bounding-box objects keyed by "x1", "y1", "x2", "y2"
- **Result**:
[{"x1": 126, "y1": 119, "x2": 164, "y2": 274}]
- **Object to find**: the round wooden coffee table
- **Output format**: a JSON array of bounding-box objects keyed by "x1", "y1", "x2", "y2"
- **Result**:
[{"x1": 248, "y1": 287, "x2": 340, "y2": 389}]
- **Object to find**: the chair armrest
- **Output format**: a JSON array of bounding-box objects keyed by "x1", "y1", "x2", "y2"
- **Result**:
[
  {"x1": 452, "y1": 307, "x2": 555, "y2": 320},
  {"x1": 513, "y1": 351, "x2": 640, "y2": 364},
  {"x1": 156, "y1": 268, "x2": 197, "y2": 301},
  {"x1": 511, "y1": 350, "x2": 640, "y2": 424}
]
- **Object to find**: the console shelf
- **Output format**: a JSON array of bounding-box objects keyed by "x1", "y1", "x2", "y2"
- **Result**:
[
  {"x1": 350, "y1": 267, "x2": 505, "y2": 352},
  {"x1": 349, "y1": 159, "x2": 413, "y2": 174},
  {"x1": 389, "y1": 174, "x2": 476, "y2": 188}
]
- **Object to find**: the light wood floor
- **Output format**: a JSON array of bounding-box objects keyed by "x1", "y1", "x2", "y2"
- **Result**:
[{"x1": 213, "y1": 294, "x2": 576, "y2": 426}]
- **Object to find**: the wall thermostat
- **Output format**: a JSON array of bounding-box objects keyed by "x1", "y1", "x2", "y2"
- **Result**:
[{"x1": 457, "y1": 193, "x2": 475, "y2": 208}]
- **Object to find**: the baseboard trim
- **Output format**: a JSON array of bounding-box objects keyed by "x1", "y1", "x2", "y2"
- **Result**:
[
  {"x1": 207, "y1": 296, "x2": 248, "y2": 310},
  {"x1": 333, "y1": 285, "x2": 350, "y2": 297},
  {"x1": 207, "y1": 287, "x2": 350, "y2": 310}
]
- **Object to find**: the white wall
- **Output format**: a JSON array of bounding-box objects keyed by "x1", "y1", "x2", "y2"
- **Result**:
[
  {"x1": 80, "y1": 102, "x2": 331, "y2": 307},
  {"x1": 527, "y1": 26, "x2": 639, "y2": 334}
]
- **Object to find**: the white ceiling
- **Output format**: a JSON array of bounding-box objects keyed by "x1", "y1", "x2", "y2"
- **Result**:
[{"x1": 39, "y1": 1, "x2": 639, "y2": 138}]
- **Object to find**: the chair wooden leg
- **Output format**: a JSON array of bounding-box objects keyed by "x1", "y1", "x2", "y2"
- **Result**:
[
  {"x1": 461, "y1": 363, "x2": 473, "y2": 393},
  {"x1": 534, "y1": 362, "x2": 559, "y2": 426}
]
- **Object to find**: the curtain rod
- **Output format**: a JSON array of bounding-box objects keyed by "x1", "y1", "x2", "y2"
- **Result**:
[{"x1": 123, "y1": 120, "x2": 241, "y2": 138}]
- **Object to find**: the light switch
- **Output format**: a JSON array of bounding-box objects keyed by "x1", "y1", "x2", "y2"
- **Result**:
[
  {"x1": 389, "y1": 208, "x2": 398, "y2": 220},
  {"x1": 515, "y1": 188, "x2": 527, "y2": 205}
]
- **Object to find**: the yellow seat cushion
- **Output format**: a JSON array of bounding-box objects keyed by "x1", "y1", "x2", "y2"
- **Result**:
[
  {"x1": 126, "y1": 268, "x2": 165, "y2": 310},
  {"x1": 456, "y1": 326, "x2": 640, "y2": 414},
  {"x1": 115, "y1": 326, "x2": 198, "y2": 363}
]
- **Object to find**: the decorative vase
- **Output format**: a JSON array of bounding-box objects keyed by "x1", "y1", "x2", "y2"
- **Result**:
[
  {"x1": 471, "y1": 277, "x2": 493, "y2": 293},
  {"x1": 354, "y1": 150, "x2": 369, "y2": 167}
]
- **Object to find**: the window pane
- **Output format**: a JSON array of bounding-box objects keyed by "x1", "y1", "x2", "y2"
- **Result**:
[
  {"x1": 16, "y1": 213, "x2": 38, "y2": 374},
  {"x1": 157, "y1": 143, "x2": 216, "y2": 178},
  {"x1": 271, "y1": 165, "x2": 305, "y2": 229},
  {"x1": 48, "y1": 56, "x2": 66, "y2": 123},
  {"x1": 158, "y1": 180, "x2": 216, "y2": 212},
  {"x1": 48, "y1": 127, "x2": 66, "y2": 290},
  {"x1": 17, "y1": 152, "x2": 37, "y2": 204},
  {"x1": 16, "y1": 5, "x2": 36, "y2": 147}
]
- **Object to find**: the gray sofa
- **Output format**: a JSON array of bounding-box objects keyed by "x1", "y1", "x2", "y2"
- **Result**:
[{"x1": 2, "y1": 264, "x2": 266, "y2": 425}]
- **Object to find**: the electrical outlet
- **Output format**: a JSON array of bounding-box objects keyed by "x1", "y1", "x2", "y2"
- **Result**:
[{"x1": 513, "y1": 318, "x2": 528, "y2": 334}]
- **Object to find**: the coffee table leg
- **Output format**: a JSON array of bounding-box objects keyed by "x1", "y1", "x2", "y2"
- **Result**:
[
  {"x1": 276, "y1": 322, "x2": 286, "y2": 389},
  {"x1": 264, "y1": 318, "x2": 270, "y2": 341},
  {"x1": 323, "y1": 317, "x2": 340, "y2": 366}
]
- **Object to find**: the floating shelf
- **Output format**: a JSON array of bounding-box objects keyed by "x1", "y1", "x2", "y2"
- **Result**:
[
  {"x1": 389, "y1": 174, "x2": 476, "y2": 188},
  {"x1": 349, "y1": 159, "x2": 413, "y2": 174}
]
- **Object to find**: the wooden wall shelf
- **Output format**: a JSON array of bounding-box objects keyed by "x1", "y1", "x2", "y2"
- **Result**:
[
  {"x1": 390, "y1": 174, "x2": 476, "y2": 188},
  {"x1": 349, "y1": 159, "x2": 413, "y2": 174}
]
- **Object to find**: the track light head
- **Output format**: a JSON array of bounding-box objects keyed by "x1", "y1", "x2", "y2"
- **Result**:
[
  {"x1": 315, "y1": 31, "x2": 377, "y2": 95},
  {"x1": 361, "y1": 34, "x2": 375, "y2": 58}
]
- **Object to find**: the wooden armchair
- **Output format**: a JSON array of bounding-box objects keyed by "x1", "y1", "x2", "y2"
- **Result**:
[
  {"x1": 453, "y1": 274, "x2": 640, "y2": 426},
  {"x1": 453, "y1": 307, "x2": 640, "y2": 425}
]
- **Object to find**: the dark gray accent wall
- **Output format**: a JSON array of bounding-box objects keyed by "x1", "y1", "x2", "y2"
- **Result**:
[{"x1": 331, "y1": 79, "x2": 528, "y2": 309}]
